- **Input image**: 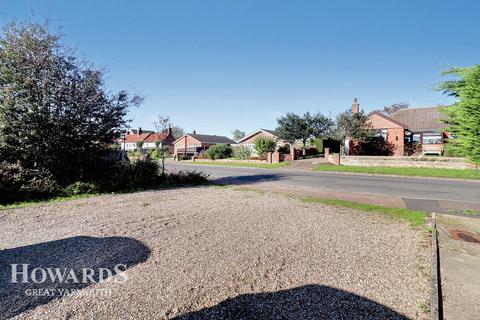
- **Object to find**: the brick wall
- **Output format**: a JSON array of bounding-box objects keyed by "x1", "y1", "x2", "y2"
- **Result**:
[{"x1": 334, "y1": 156, "x2": 473, "y2": 169}]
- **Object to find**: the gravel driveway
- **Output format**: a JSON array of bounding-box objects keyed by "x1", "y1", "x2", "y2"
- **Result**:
[{"x1": 0, "y1": 187, "x2": 430, "y2": 319}]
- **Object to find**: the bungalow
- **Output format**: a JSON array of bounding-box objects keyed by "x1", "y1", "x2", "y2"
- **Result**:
[
  {"x1": 119, "y1": 127, "x2": 176, "y2": 153},
  {"x1": 173, "y1": 132, "x2": 236, "y2": 158},
  {"x1": 368, "y1": 106, "x2": 448, "y2": 156},
  {"x1": 237, "y1": 129, "x2": 288, "y2": 154}
]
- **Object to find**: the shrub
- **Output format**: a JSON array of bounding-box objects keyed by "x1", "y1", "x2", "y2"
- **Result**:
[
  {"x1": 232, "y1": 145, "x2": 252, "y2": 160},
  {"x1": 277, "y1": 145, "x2": 291, "y2": 154},
  {"x1": 63, "y1": 181, "x2": 98, "y2": 196},
  {"x1": 253, "y1": 137, "x2": 276, "y2": 158},
  {"x1": 0, "y1": 162, "x2": 60, "y2": 204},
  {"x1": 100, "y1": 159, "x2": 159, "y2": 192},
  {"x1": 312, "y1": 138, "x2": 323, "y2": 153},
  {"x1": 163, "y1": 170, "x2": 209, "y2": 186},
  {"x1": 205, "y1": 144, "x2": 233, "y2": 160}
]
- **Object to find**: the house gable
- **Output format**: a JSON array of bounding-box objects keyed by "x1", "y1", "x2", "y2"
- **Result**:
[
  {"x1": 368, "y1": 112, "x2": 406, "y2": 130},
  {"x1": 238, "y1": 129, "x2": 278, "y2": 144}
]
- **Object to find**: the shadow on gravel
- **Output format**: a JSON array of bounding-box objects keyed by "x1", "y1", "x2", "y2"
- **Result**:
[
  {"x1": 0, "y1": 236, "x2": 150, "y2": 319},
  {"x1": 211, "y1": 174, "x2": 284, "y2": 186},
  {"x1": 174, "y1": 284, "x2": 409, "y2": 320}
]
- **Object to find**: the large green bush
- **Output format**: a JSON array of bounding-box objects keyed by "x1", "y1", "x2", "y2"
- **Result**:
[
  {"x1": 100, "y1": 159, "x2": 159, "y2": 192},
  {"x1": 253, "y1": 137, "x2": 276, "y2": 158},
  {"x1": 232, "y1": 145, "x2": 252, "y2": 160},
  {"x1": 205, "y1": 144, "x2": 233, "y2": 160},
  {"x1": 0, "y1": 162, "x2": 61, "y2": 204}
]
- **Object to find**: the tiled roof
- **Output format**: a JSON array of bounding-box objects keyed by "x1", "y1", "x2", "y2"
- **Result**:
[
  {"x1": 188, "y1": 134, "x2": 236, "y2": 144},
  {"x1": 389, "y1": 106, "x2": 447, "y2": 131},
  {"x1": 260, "y1": 129, "x2": 278, "y2": 136},
  {"x1": 123, "y1": 131, "x2": 172, "y2": 143},
  {"x1": 143, "y1": 132, "x2": 169, "y2": 142},
  {"x1": 238, "y1": 129, "x2": 278, "y2": 143}
]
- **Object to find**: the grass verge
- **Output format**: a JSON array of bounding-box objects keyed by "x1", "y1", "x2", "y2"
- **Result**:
[
  {"x1": 299, "y1": 196, "x2": 428, "y2": 230},
  {"x1": 0, "y1": 194, "x2": 98, "y2": 210},
  {"x1": 313, "y1": 165, "x2": 480, "y2": 180},
  {"x1": 184, "y1": 161, "x2": 291, "y2": 169},
  {"x1": 223, "y1": 185, "x2": 430, "y2": 231}
]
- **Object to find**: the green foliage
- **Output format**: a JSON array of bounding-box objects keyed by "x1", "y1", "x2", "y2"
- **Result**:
[
  {"x1": 0, "y1": 162, "x2": 60, "y2": 204},
  {"x1": 276, "y1": 112, "x2": 334, "y2": 147},
  {"x1": 0, "y1": 22, "x2": 142, "y2": 184},
  {"x1": 232, "y1": 129, "x2": 246, "y2": 141},
  {"x1": 101, "y1": 159, "x2": 159, "y2": 192},
  {"x1": 438, "y1": 65, "x2": 480, "y2": 164},
  {"x1": 312, "y1": 138, "x2": 324, "y2": 153},
  {"x1": 253, "y1": 136, "x2": 276, "y2": 158},
  {"x1": 232, "y1": 145, "x2": 252, "y2": 160},
  {"x1": 334, "y1": 109, "x2": 375, "y2": 152},
  {"x1": 63, "y1": 181, "x2": 98, "y2": 196},
  {"x1": 205, "y1": 144, "x2": 233, "y2": 160}
]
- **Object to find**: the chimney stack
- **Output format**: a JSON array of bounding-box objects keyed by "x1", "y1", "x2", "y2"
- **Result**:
[
  {"x1": 167, "y1": 126, "x2": 172, "y2": 135},
  {"x1": 352, "y1": 98, "x2": 359, "y2": 114},
  {"x1": 138, "y1": 127, "x2": 142, "y2": 135},
  {"x1": 193, "y1": 130, "x2": 196, "y2": 134}
]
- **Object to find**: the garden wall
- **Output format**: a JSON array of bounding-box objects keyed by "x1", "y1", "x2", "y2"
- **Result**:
[{"x1": 327, "y1": 155, "x2": 475, "y2": 169}]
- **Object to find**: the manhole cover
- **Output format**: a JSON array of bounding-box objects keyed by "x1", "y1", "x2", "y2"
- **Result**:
[{"x1": 448, "y1": 229, "x2": 480, "y2": 244}]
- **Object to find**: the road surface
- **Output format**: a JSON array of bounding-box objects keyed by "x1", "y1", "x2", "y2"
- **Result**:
[{"x1": 166, "y1": 162, "x2": 480, "y2": 213}]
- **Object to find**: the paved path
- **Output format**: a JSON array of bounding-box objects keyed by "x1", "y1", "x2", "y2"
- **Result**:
[{"x1": 166, "y1": 162, "x2": 480, "y2": 213}]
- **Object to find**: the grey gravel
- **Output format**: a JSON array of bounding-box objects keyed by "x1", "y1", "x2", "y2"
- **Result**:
[{"x1": 0, "y1": 187, "x2": 430, "y2": 319}]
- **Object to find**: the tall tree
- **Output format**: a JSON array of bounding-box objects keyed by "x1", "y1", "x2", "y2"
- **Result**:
[
  {"x1": 334, "y1": 109, "x2": 374, "y2": 154},
  {"x1": 438, "y1": 65, "x2": 480, "y2": 165},
  {"x1": 0, "y1": 22, "x2": 142, "y2": 183},
  {"x1": 381, "y1": 102, "x2": 410, "y2": 115},
  {"x1": 306, "y1": 112, "x2": 335, "y2": 138},
  {"x1": 153, "y1": 115, "x2": 172, "y2": 133},
  {"x1": 276, "y1": 113, "x2": 309, "y2": 147},
  {"x1": 231, "y1": 129, "x2": 246, "y2": 141}
]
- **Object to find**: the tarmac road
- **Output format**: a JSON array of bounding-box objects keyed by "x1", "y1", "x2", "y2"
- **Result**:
[{"x1": 166, "y1": 162, "x2": 480, "y2": 212}]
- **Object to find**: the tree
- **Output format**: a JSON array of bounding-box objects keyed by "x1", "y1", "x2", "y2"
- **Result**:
[
  {"x1": 0, "y1": 22, "x2": 142, "y2": 183},
  {"x1": 306, "y1": 112, "x2": 335, "y2": 138},
  {"x1": 334, "y1": 109, "x2": 374, "y2": 154},
  {"x1": 438, "y1": 65, "x2": 480, "y2": 165},
  {"x1": 379, "y1": 102, "x2": 410, "y2": 115},
  {"x1": 153, "y1": 115, "x2": 172, "y2": 133},
  {"x1": 276, "y1": 113, "x2": 309, "y2": 146},
  {"x1": 253, "y1": 136, "x2": 276, "y2": 158},
  {"x1": 276, "y1": 112, "x2": 333, "y2": 149},
  {"x1": 171, "y1": 126, "x2": 184, "y2": 139},
  {"x1": 232, "y1": 129, "x2": 246, "y2": 141}
]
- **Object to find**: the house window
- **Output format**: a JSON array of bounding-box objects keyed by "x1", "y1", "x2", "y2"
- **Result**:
[
  {"x1": 422, "y1": 133, "x2": 442, "y2": 145},
  {"x1": 412, "y1": 134, "x2": 421, "y2": 142}
]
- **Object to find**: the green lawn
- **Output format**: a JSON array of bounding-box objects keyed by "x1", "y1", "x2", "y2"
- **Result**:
[
  {"x1": 185, "y1": 161, "x2": 291, "y2": 169},
  {"x1": 313, "y1": 164, "x2": 480, "y2": 180}
]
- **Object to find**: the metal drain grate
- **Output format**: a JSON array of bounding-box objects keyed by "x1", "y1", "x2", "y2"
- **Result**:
[{"x1": 448, "y1": 229, "x2": 480, "y2": 244}]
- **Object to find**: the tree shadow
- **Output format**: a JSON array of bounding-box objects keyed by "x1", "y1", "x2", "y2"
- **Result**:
[
  {"x1": 174, "y1": 284, "x2": 409, "y2": 320},
  {"x1": 0, "y1": 236, "x2": 150, "y2": 319},
  {"x1": 211, "y1": 174, "x2": 285, "y2": 186}
]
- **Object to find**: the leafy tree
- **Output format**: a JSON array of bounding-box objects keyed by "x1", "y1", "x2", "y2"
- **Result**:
[
  {"x1": 377, "y1": 102, "x2": 410, "y2": 115},
  {"x1": 253, "y1": 136, "x2": 276, "y2": 158},
  {"x1": 0, "y1": 22, "x2": 142, "y2": 183},
  {"x1": 306, "y1": 112, "x2": 335, "y2": 138},
  {"x1": 171, "y1": 126, "x2": 184, "y2": 139},
  {"x1": 438, "y1": 65, "x2": 480, "y2": 165},
  {"x1": 276, "y1": 113, "x2": 309, "y2": 146},
  {"x1": 334, "y1": 109, "x2": 374, "y2": 154},
  {"x1": 232, "y1": 129, "x2": 246, "y2": 141},
  {"x1": 276, "y1": 112, "x2": 333, "y2": 150}
]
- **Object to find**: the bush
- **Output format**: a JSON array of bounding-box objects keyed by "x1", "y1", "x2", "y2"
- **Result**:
[
  {"x1": 163, "y1": 170, "x2": 209, "y2": 186},
  {"x1": 63, "y1": 181, "x2": 98, "y2": 196},
  {"x1": 312, "y1": 138, "x2": 323, "y2": 153},
  {"x1": 253, "y1": 137, "x2": 276, "y2": 158},
  {"x1": 100, "y1": 159, "x2": 159, "y2": 192},
  {"x1": 0, "y1": 162, "x2": 60, "y2": 204},
  {"x1": 205, "y1": 144, "x2": 233, "y2": 160},
  {"x1": 277, "y1": 145, "x2": 291, "y2": 154},
  {"x1": 232, "y1": 145, "x2": 252, "y2": 160}
]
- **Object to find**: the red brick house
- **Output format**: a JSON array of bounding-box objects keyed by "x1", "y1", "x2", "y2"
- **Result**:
[
  {"x1": 119, "y1": 127, "x2": 176, "y2": 153},
  {"x1": 237, "y1": 129, "x2": 288, "y2": 154},
  {"x1": 368, "y1": 106, "x2": 448, "y2": 156},
  {"x1": 173, "y1": 132, "x2": 236, "y2": 158}
]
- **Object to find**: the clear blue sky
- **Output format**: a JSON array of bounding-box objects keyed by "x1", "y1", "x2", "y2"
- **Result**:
[{"x1": 2, "y1": 0, "x2": 479, "y2": 138}]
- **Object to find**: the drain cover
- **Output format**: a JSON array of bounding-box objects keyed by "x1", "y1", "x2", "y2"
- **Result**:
[{"x1": 448, "y1": 229, "x2": 480, "y2": 244}]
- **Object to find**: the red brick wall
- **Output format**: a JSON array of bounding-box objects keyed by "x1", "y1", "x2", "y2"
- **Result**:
[{"x1": 368, "y1": 113, "x2": 405, "y2": 156}]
